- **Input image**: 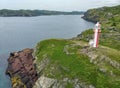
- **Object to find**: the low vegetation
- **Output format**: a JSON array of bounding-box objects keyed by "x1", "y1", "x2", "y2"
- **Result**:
[{"x1": 35, "y1": 39, "x2": 120, "y2": 88}]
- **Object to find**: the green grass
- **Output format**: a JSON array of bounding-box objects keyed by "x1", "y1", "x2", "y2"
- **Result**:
[
  {"x1": 98, "y1": 46, "x2": 120, "y2": 63},
  {"x1": 65, "y1": 83, "x2": 74, "y2": 88},
  {"x1": 99, "y1": 35, "x2": 120, "y2": 50},
  {"x1": 79, "y1": 28, "x2": 120, "y2": 50},
  {"x1": 35, "y1": 39, "x2": 120, "y2": 88}
]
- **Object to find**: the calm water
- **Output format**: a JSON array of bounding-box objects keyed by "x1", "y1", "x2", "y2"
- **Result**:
[
  {"x1": 0, "y1": 15, "x2": 95, "y2": 54},
  {"x1": 0, "y1": 15, "x2": 95, "y2": 88}
]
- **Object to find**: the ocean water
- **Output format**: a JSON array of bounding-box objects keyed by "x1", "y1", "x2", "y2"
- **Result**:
[
  {"x1": 0, "y1": 15, "x2": 95, "y2": 88},
  {"x1": 0, "y1": 15, "x2": 95, "y2": 54}
]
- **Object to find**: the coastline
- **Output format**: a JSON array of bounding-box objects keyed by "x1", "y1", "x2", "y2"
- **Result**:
[
  {"x1": 5, "y1": 5, "x2": 120, "y2": 88},
  {"x1": 5, "y1": 8, "x2": 104, "y2": 88}
]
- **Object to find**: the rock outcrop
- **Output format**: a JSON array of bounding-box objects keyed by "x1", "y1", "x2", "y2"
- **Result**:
[
  {"x1": 6, "y1": 48, "x2": 38, "y2": 88},
  {"x1": 82, "y1": 9, "x2": 99, "y2": 23},
  {"x1": 33, "y1": 75, "x2": 95, "y2": 88}
]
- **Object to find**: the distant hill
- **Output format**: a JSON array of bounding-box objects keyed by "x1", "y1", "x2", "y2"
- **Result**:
[
  {"x1": 82, "y1": 5, "x2": 120, "y2": 32},
  {"x1": 0, "y1": 9, "x2": 84, "y2": 17}
]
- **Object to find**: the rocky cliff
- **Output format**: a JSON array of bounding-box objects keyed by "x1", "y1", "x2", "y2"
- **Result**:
[{"x1": 6, "y1": 48, "x2": 38, "y2": 88}]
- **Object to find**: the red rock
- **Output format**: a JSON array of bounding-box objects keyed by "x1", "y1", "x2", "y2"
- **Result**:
[{"x1": 6, "y1": 48, "x2": 38, "y2": 88}]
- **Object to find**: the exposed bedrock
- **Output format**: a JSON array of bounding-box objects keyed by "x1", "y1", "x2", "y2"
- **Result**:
[{"x1": 6, "y1": 48, "x2": 38, "y2": 88}]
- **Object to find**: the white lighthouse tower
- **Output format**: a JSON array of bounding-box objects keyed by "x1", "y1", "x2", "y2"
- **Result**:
[{"x1": 93, "y1": 22, "x2": 101, "y2": 48}]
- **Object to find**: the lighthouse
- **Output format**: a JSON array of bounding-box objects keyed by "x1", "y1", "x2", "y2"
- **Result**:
[{"x1": 93, "y1": 22, "x2": 101, "y2": 48}]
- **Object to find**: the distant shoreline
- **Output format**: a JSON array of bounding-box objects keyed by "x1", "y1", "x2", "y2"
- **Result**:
[
  {"x1": 0, "y1": 14, "x2": 84, "y2": 18},
  {"x1": 0, "y1": 9, "x2": 84, "y2": 17}
]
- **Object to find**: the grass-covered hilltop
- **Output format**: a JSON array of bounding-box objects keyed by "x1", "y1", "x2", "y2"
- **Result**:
[{"x1": 33, "y1": 5, "x2": 120, "y2": 88}]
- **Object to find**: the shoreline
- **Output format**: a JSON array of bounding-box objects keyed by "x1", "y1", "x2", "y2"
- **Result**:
[{"x1": 4, "y1": 12, "x2": 93, "y2": 88}]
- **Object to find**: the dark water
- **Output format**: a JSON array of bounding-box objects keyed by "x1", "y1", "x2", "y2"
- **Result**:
[{"x1": 0, "y1": 15, "x2": 94, "y2": 88}]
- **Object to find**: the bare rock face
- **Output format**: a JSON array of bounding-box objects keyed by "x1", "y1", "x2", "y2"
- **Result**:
[
  {"x1": 6, "y1": 48, "x2": 38, "y2": 88},
  {"x1": 33, "y1": 75, "x2": 95, "y2": 88}
]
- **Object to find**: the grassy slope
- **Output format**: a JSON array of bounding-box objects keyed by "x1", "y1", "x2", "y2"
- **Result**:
[
  {"x1": 34, "y1": 5, "x2": 120, "y2": 88},
  {"x1": 35, "y1": 39, "x2": 120, "y2": 88},
  {"x1": 79, "y1": 28, "x2": 120, "y2": 50}
]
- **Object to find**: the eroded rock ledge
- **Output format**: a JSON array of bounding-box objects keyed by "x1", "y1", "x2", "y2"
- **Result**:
[{"x1": 6, "y1": 48, "x2": 38, "y2": 88}]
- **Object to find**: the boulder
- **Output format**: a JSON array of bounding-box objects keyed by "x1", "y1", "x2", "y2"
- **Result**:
[{"x1": 6, "y1": 48, "x2": 38, "y2": 88}]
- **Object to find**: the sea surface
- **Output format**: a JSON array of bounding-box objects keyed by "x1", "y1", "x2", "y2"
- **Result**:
[{"x1": 0, "y1": 15, "x2": 94, "y2": 88}]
